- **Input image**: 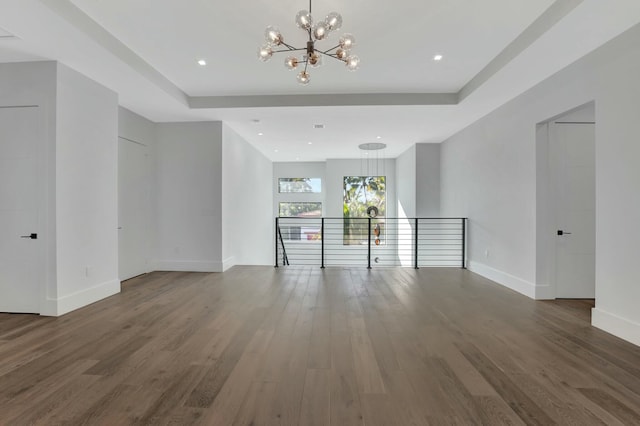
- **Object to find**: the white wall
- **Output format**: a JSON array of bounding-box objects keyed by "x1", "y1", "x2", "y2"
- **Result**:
[
  {"x1": 396, "y1": 146, "x2": 416, "y2": 267},
  {"x1": 273, "y1": 162, "x2": 326, "y2": 218},
  {"x1": 416, "y1": 143, "x2": 441, "y2": 217},
  {"x1": 119, "y1": 107, "x2": 156, "y2": 146},
  {"x1": 0, "y1": 61, "x2": 57, "y2": 313},
  {"x1": 440, "y1": 23, "x2": 640, "y2": 346},
  {"x1": 222, "y1": 124, "x2": 273, "y2": 267},
  {"x1": 396, "y1": 146, "x2": 416, "y2": 219},
  {"x1": 55, "y1": 63, "x2": 120, "y2": 315},
  {"x1": 155, "y1": 122, "x2": 224, "y2": 272}
]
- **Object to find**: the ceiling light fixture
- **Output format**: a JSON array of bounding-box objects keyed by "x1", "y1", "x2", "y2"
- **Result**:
[
  {"x1": 257, "y1": 0, "x2": 359, "y2": 85},
  {"x1": 359, "y1": 142, "x2": 387, "y2": 177},
  {"x1": 433, "y1": 54, "x2": 443, "y2": 61},
  {"x1": 197, "y1": 59, "x2": 207, "y2": 66}
]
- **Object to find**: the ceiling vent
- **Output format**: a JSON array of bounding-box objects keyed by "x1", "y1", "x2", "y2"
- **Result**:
[{"x1": 313, "y1": 124, "x2": 325, "y2": 129}]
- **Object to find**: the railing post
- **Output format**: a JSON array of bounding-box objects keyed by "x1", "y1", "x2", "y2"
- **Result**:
[
  {"x1": 367, "y1": 217, "x2": 372, "y2": 269},
  {"x1": 321, "y1": 218, "x2": 325, "y2": 269},
  {"x1": 414, "y1": 218, "x2": 419, "y2": 269},
  {"x1": 462, "y1": 218, "x2": 466, "y2": 269},
  {"x1": 275, "y1": 217, "x2": 279, "y2": 268}
]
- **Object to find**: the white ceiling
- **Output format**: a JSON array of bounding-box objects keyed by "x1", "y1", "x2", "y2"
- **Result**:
[{"x1": 1, "y1": 0, "x2": 640, "y2": 161}]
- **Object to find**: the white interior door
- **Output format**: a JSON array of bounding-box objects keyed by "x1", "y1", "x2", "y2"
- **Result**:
[
  {"x1": 0, "y1": 107, "x2": 41, "y2": 313},
  {"x1": 552, "y1": 122, "x2": 596, "y2": 298},
  {"x1": 118, "y1": 137, "x2": 151, "y2": 281}
]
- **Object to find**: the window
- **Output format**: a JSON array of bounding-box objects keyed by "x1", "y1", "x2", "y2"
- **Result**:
[
  {"x1": 278, "y1": 178, "x2": 322, "y2": 193},
  {"x1": 343, "y1": 176, "x2": 386, "y2": 245},
  {"x1": 278, "y1": 202, "x2": 322, "y2": 241},
  {"x1": 279, "y1": 202, "x2": 322, "y2": 218}
]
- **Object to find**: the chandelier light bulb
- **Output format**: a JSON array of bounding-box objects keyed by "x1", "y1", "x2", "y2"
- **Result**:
[
  {"x1": 258, "y1": 2, "x2": 359, "y2": 83},
  {"x1": 345, "y1": 55, "x2": 360, "y2": 71},
  {"x1": 257, "y1": 44, "x2": 274, "y2": 61},
  {"x1": 325, "y1": 12, "x2": 343, "y2": 31},
  {"x1": 284, "y1": 56, "x2": 299, "y2": 70},
  {"x1": 313, "y1": 22, "x2": 328, "y2": 40},
  {"x1": 264, "y1": 26, "x2": 283, "y2": 45},
  {"x1": 295, "y1": 10, "x2": 313, "y2": 30},
  {"x1": 308, "y1": 52, "x2": 322, "y2": 68},
  {"x1": 339, "y1": 33, "x2": 355, "y2": 49},
  {"x1": 297, "y1": 71, "x2": 311, "y2": 85},
  {"x1": 336, "y1": 48, "x2": 349, "y2": 60}
]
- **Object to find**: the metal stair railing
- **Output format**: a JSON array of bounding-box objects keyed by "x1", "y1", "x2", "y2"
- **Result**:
[{"x1": 275, "y1": 217, "x2": 467, "y2": 269}]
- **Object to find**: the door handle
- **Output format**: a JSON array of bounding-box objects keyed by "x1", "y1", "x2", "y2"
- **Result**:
[
  {"x1": 21, "y1": 233, "x2": 38, "y2": 239},
  {"x1": 557, "y1": 230, "x2": 572, "y2": 236}
]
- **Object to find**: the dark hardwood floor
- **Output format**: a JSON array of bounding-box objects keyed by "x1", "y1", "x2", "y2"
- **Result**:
[{"x1": 1, "y1": 267, "x2": 639, "y2": 425}]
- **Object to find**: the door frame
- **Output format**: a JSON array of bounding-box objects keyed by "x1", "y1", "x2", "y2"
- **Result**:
[{"x1": 535, "y1": 101, "x2": 596, "y2": 300}]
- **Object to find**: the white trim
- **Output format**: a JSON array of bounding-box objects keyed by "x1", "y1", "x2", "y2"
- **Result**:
[
  {"x1": 153, "y1": 260, "x2": 224, "y2": 273},
  {"x1": 468, "y1": 260, "x2": 537, "y2": 299},
  {"x1": 41, "y1": 279, "x2": 121, "y2": 316},
  {"x1": 592, "y1": 308, "x2": 640, "y2": 347},
  {"x1": 534, "y1": 284, "x2": 555, "y2": 300},
  {"x1": 222, "y1": 257, "x2": 235, "y2": 272}
]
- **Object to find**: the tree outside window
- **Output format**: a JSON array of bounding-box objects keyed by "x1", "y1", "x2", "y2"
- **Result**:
[
  {"x1": 278, "y1": 178, "x2": 321, "y2": 193},
  {"x1": 343, "y1": 176, "x2": 386, "y2": 245}
]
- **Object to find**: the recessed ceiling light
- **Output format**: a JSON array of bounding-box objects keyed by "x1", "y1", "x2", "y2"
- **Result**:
[
  {"x1": 433, "y1": 54, "x2": 443, "y2": 61},
  {"x1": 197, "y1": 59, "x2": 207, "y2": 66},
  {"x1": 307, "y1": 142, "x2": 313, "y2": 145},
  {"x1": 376, "y1": 136, "x2": 382, "y2": 139},
  {"x1": 258, "y1": 132, "x2": 264, "y2": 136}
]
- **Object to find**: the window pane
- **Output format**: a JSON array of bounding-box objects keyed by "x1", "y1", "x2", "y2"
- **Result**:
[
  {"x1": 343, "y1": 176, "x2": 386, "y2": 245},
  {"x1": 279, "y1": 202, "x2": 322, "y2": 218},
  {"x1": 278, "y1": 178, "x2": 322, "y2": 193}
]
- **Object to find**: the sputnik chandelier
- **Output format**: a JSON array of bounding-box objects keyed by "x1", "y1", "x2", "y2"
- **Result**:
[{"x1": 257, "y1": 0, "x2": 359, "y2": 85}]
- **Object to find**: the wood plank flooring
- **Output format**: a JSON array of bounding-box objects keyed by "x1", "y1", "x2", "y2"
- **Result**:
[{"x1": 1, "y1": 266, "x2": 639, "y2": 425}]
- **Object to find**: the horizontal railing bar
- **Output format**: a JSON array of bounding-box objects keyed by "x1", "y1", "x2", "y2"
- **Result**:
[
  {"x1": 279, "y1": 217, "x2": 468, "y2": 219},
  {"x1": 277, "y1": 216, "x2": 467, "y2": 269}
]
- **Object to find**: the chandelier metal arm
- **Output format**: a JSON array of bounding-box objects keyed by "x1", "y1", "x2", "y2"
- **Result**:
[
  {"x1": 319, "y1": 44, "x2": 340, "y2": 54},
  {"x1": 258, "y1": 0, "x2": 359, "y2": 85},
  {"x1": 273, "y1": 48, "x2": 307, "y2": 53},
  {"x1": 315, "y1": 50, "x2": 347, "y2": 63},
  {"x1": 279, "y1": 41, "x2": 298, "y2": 50}
]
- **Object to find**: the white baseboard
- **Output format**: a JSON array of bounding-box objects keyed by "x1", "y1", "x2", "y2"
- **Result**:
[
  {"x1": 592, "y1": 307, "x2": 640, "y2": 347},
  {"x1": 153, "y1": 260, "x2": 224, "y2": 273},
  {"x1": 41, "y1": 279, "x2": 121, "y2": 316},
  {"x1": 534, "y1": 284, "x2": 555, "y2": 300},
  {"x1": 468, "y1": 260, "x2": 538, "y2": 299},
  {"x1": 222, "y1": 257, "x2": 235, "y2": 272}
]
